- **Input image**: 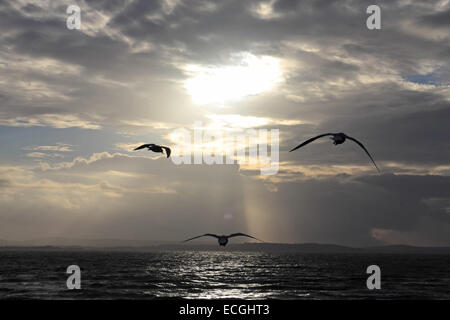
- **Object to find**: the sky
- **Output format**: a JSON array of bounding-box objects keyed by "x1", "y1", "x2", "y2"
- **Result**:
[{"x1": 0, "y1": 0, "x2": 449, "y2": 246}]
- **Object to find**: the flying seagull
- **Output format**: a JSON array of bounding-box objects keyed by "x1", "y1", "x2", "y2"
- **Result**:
[
  {"x1": 290, "y1": 132, "x2": 380, "y2": 173},
  {"x1": 182, "y1": 233, "x2": 263, "y2": 246},
  {"x1": 133, "y1": 143, "x2": 171, "y2": 158}
]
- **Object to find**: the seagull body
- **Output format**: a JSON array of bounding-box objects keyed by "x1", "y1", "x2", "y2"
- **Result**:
[
  {"x1": 183, "y1": 233, "x2": 263, "y2": 246},
  {"x1": 133, "y1": 143, "x2": 171, "y2": 158},
  {"x1": 290, "y1": 132, "x2": 380, "y2": 173}
]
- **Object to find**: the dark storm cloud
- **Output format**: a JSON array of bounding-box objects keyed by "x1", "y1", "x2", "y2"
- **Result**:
[
  {"x1": 9, "y1": 30, "x2": 127, "y2": 70},
  {"x1": 272, "y1": 0, "x2": 301, "y2": 12},
  {"x1": 418, "y1": 9, "x2": 450, "y2": 27},
  {"x1": 257, "y1": 173, "x2": 450, "y2": 246},
  {"x1": 281, "y1": 86, "x2": 450, "y2": 167},
  {"x1": 349, "y1": 104, "x2": 450, "y2": 166},
  {"x1": 83, "y1": 0, "x2": 129, "y2": 14},
  {"x1": 358, "y1": 174, "x2": 450, "y2": 199}
]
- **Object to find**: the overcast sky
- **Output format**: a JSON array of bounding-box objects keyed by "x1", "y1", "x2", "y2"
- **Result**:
[{"x1": 0, "y1": 0, "x2": 449, "y2": 246}]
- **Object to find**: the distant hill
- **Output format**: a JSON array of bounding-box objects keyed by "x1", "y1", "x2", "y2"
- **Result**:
[
  {"x1": 155, "y1": 243, "x2": 450, "y2": 254},
  {"x1": 362, "y1": 245, "x2": 450, "y2": 254},
  {"x1": 1, "y1": 238, "x2": 450, "y2": 254},
  {"x1": 157, "y1": 242, "x2": 361, "y2": 253},
  {"x1": 0, "y1": 237, "x2": 166, "y2": 247}
]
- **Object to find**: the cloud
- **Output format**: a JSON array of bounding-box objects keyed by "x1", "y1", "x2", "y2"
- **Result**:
[
  {"x1": 25, "y1": 152, "x2": 49, "y2": 158},
  {"x1": 0, "y1": 114, "x2": 101, "y2": 129},
  {"x1": 417, "y1": 8, "x2": 450, "y2": 28},
  {"x1": 23, "y1": 143, "x2": 74, "y2": 152},
  {"x1": 0, "y1": 0, "x2": 449, "y2": 245},
  {"x1": 0, "y1": 154, "x2": 248, "y2": 240},
  {"x1": 0, "y1": 151, "x2": 449, "y2": 246},
  {"x1": 204, "y1": 114, "x2": 304, "y2": 129}
]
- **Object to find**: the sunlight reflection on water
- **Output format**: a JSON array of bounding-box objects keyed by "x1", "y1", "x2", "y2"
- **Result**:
[{"x1": 1, "y1": 251, "x2": 449, "y2": 299}]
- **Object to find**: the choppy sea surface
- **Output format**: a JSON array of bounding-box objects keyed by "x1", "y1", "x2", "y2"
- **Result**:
[{"x1": 0, "y1": 251, "x2": 449, "y2": 299}]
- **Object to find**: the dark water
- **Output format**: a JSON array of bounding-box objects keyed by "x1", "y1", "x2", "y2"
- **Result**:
[{"x1": 0, "y1": 251, "x2": 449, "y2": 299}]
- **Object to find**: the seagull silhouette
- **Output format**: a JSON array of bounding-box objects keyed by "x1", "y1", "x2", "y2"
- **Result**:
[
  {"x1": 133, "y1": 144, "x2": 171, "y2": 158},
  {"x1": 290, "y1": 132, "x2": 380, "y2": 173},
  {"x1": 182, "y1": 233, "x2": 263, "y2": 246}
]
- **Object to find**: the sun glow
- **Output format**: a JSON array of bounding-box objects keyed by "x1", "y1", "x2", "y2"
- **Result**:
[{"x1": 184, "y1": 53, "x2": 282, "y2": 105}]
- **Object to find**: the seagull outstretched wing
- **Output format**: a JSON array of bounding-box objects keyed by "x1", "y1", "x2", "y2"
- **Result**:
[
  {"x1": 228, "y1": 233, "x2": 264, "y2": 242},
  {"x1": 161, "y1": 146, "x2": 171, "y2": 158},
  {"x1": 133, "y1": 144, "x2": 152, "y2": 151},
  {"x1": 182, "y1": 233, "x2": 219, "y2": 242},
  {"x1": 345, "y1": 135, "x2": 380, "y2": 173},
  {"x1": 290, "y1": 133, "x2": 334, "y2": 152}
]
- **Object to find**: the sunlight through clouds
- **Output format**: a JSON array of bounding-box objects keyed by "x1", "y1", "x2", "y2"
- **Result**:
[
  {"x1": 1, "y1": 0, "x2": 449, "y2": 246},
  {"x1": 184, "y1": 53, "x2": 283, "y2": 105}
]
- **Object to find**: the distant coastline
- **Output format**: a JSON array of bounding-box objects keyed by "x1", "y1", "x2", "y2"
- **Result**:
[{"x1": 1, "y1": 239, "x2": 450, "y2": 254}]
